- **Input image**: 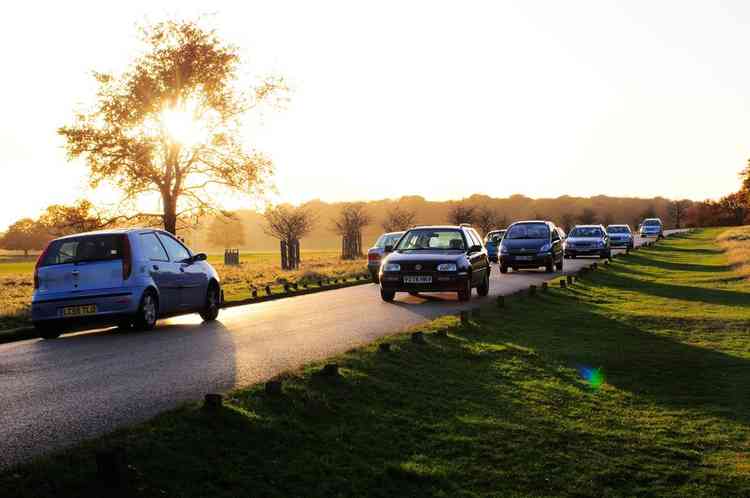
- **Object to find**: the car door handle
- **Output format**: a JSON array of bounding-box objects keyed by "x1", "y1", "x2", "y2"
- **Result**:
[{"x1": 152, "y1": 265, "x2": 160, "y2": 271}]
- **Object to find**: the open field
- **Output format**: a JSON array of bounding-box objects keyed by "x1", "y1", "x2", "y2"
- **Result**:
[
  {"x1": 4, "y1": 228, "x2": 750, "y2": 497},
  {"x1": 0, "y1": 251, "x2": 366, "y2": 331}
]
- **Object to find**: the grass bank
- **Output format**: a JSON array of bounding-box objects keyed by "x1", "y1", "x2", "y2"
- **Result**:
[
  {"x1": 0, "y1": 251, "x2": 367, "y2": 332},
  {"x1": 4, "y1": 228, "x2": 750, "y2": 497}
]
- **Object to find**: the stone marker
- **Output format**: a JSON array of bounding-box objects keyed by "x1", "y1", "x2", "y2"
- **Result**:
[
  {"x1": 460, "y1": 310, "x2": 470, "y2": 325},
  {"x1": 321, "y1": 363, "x2": 339, "y2": 377},
  {"x1": 411, "y1": 332, "x2": 426, "y2": 344},
  {"x1": 379, "y1": 342, "x2": 392, "y2": 352},
  {"x1": 96, "y1": 447, "x2": 128, "y2": 488},
  {"x1": 204, "y1": 393, "x2": 223, "y2": 409},
  {"x1": 265, "y1": 380, "x2": 282, "y2": 395},
  {"x1": 496, "y1": 295, "x2": 505, "y2": 308}
]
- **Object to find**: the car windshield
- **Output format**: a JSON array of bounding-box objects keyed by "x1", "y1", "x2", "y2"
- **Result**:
[
  {"x1": 644, "y1": 220, "x2": 661, "y2": 226},
  {"x1": 607, "y1": 226, "x2": 630, "y2": 234},
  {"x1": 396, "y1": 229, "x2": 465, "y2": 251},
  {"x1": 485, "y1": 231, "x2": 505, "y2": 243},
  {"x1": 40, "y1": 234, "x2": 124, "y2": 267},
  {"x1": 505, "y1": 223, "x2": 549, "y2": 240},
  {"x1": 570, "y1": 227, "x2": 604, "y2": 238},
  {"x1": 375, "y1": 233, "x2": 403, "y2": 248}
]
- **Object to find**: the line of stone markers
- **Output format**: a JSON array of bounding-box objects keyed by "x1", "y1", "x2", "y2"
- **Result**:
[{"x1": 248, "y1": 274, "x2": 372, "y2": 298}]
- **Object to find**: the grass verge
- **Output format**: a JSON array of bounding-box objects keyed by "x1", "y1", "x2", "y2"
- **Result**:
[{"x1": 3, "y1": 228, "x2": 750, "y2": 497}]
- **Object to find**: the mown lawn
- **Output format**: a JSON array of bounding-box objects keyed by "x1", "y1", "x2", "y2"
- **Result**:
[
  {"x1": 0, "y1": 251, "x2": 367, "y2": 331},
  {"x1": 3, "y1": 228, "x2": 750, "y2": 497}
]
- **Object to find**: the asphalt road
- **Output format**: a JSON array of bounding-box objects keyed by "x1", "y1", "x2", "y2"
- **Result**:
[{"x1": 0, "y1": 234, "x2": 674, "y2": 468}]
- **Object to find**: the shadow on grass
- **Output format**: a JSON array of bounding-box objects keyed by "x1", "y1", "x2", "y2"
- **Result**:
[
  {"x1": 624, "y1": 253, "x2": 731, "y2": 274},
  {"x1": 591, "y1": 266, "x2": 750, "y2": 308}
]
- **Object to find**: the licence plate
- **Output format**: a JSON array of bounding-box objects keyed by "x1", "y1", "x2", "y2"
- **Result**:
[
  {"x1": 61, "y1": 304, "x2": 97, "y2": 317},
  {"x1": 515, "y1": 256, "x2": 534, "y2": 261},
  {"x1": 404, "y1": 275, "x2": 432, "y2": 284}
]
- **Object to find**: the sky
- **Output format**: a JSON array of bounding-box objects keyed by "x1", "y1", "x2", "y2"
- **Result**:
[{"x1": 2, "y1": 0, "x2": 750, "y2": 230}]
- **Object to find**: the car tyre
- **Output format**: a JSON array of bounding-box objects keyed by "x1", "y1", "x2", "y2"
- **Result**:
[
  {"x1": 457, "y1": 278, "x2": 472, "y2": 301},
  {"x1": 500, "y1": 264, "x2": 508, "y2": 274},
  {"x1": 380, "y1": 288, "x2": 396, "y2": 302},
  {"x1": 545, "y1": 259, "x2": 554, "y2": 273},
  {"x1": 555, "y1": 258, "x2": 564, "y2": 271},
  {"x1": 200, "y1": 284, "x2": 221, "y2": 322},
  {"x1": 477, "y1": 272, "x2": 490, "y2": 297},
  {"x1": 35, "y1": 323, "x2": 61, "y2": 340},
  {"x1": 134, "y1": 290, "x2": 158, "y2": 331}
]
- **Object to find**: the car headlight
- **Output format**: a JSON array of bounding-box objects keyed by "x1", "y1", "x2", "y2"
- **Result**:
[
  {"x1": 539, "y1": 243, "x2": 552, "y2": 253},
  {"x1": 383, "y1": 263, "x2": 401, "y2": 272},
  {"x1": 500, "y1": 245, "x2": 509, "y2": 254},
  {"x1": 437, "y1": 263, "x2": 457, "y2": 272}
]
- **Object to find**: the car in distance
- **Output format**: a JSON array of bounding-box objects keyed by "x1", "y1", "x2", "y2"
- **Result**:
[
  {"x1": 606, "y1": 224, "x2": 634, "y2": 251},
  {"x1": 564, "y1": 225, "x2": 611, "y2": 259},
  {"x1": 498, "y1": 221, "x2": 564, "y2": 274},
  {"x1": 31, "y1": 229, "x2": 222, "y2": 339},
  {"x1": 484, "y1": 229, "x2": 506, "y2": 263},
  {"x1": 639, "y1": 218, "x2": 664, "y2": 238},
  {"x1": 367, "y1": 231, "x2": 404, "y2": 283},
  {"x1": 379, "y1": 225, "x2": 490, "y2": 302}
]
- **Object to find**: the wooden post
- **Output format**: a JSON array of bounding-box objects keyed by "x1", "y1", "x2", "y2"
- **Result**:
[
  {"x1": 460, "y1": 310, "x2": 470, "y2": 325},
  {"x1": 529, "y1": 285, "x2": 537, "y2": 296},
  {"x1": 496, "y1": 296, "x2": 505, "y2": 308}
]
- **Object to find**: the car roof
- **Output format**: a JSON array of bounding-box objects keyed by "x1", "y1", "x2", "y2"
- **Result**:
[
  {"x1": 383, "y1": 231, "x2": 404, "y2": 236},
  {"x1": 573, "y1": 224, "x2": 604, "y2": 228},
  {"x1": 410, "y1": 225, "x2": 465, "y2": 230},
  {"x1": 607, "y1": 224, "x2": 630, "y2": 228},
  {"x1": 510, "y1": 220, "x2": 552, "y2": 225},
  {"x1": 53, "y1": 227, "x2": 166, "y2": 241}
]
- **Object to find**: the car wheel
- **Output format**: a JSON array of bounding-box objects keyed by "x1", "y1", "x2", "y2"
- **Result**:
[
  {"x1": 35, "y1": 323, "x2": 61, "y2": 340},
  {"x1": 380, "y1": 288, "x2": 396, "y2": 302},
  {"x1": 200, "y1": 284, "x2": 221, "y2": 322},
  {"x1": 500, "y1": 264, "x2": 508, "y2": 274},
  {"x1": 477, "y1": 272, "x2": 490, "y2": 297},
  {"x1": 457, "y1": 278, "x2": 472, "y2": 301},
  {"x1": 134, "y1": 290, "x2": 158, "y2": 331},
  {"x1": 371, "y1": 274, "x2": 380, "y2": 284},
  {"x1": 545, "y1": 259, "x2": 554, "y2": 273},
  {"x1": 555, "y1": 258, "x2": 564, "y2": 271}
]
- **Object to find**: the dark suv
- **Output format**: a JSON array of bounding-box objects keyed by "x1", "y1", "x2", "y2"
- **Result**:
[
  {"x1": 499, "y1": 220, "x2": 564, "y2": 273},
  {"x1": 379, "y1": 225, "x2": 491, "y2": 302}
]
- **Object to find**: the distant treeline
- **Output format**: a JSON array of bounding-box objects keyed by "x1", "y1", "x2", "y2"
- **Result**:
[{"x1": 185, "y1": 194, "x2": 700, "y2": 252}]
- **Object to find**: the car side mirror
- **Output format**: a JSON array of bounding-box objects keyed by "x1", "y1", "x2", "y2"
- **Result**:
[
  {"x1": 190, "y1": 252, "x2": 207, "y2": 263},
  {"x1": 384, "y1": 245, "x2": 394, "y2": 253},
  {"x1": 469, "y1": 244, "x2": 482, "y2": 254}
]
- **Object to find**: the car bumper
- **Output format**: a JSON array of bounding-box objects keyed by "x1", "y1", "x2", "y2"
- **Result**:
[
  {"x1": 609, "y1": 240, "x2": 632, "y2": 247},
  {"x1": 379, "y1": 273, "x2": 469, "y2": 292},
  {"x1": 565, "y1": 248, "x2": 607, "y2": 256},
  {"x1": 500, "y1": 254, "x2": 552, "y2": 268},
  {"x1": 31, "y1": 287, "x2": 145, "y2": 325}
]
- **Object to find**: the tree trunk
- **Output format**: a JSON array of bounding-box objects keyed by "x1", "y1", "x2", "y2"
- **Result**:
[
  {"x1": 162, "y1": 192, "x2": 177, "y2": 234},
  {"x1": 24, "y1": 249, "x2": 28, "y2": 257}
]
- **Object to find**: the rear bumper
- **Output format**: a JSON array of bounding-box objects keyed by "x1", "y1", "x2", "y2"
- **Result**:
[
  {"x1": 31, "y1": 287, "x2": 146, "y2": 325},
  {"x1": 379, "y1": 273, "x2": 469, "y2": 293}
]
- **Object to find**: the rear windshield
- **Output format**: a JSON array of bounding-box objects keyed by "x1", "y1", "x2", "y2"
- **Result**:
[
  {"x1": 569, "y1": 227, "x2": 605, "y2": 238},
  {"x1": 396, "y1": 229, "x2": 465, "y2": 251},
  {"x1": 505, "y1": 223, "x2": 549, "y2": 240},
  {"x1": 607, "y1": 226, "x2": 630, "y2": 234},
  {"x1": 40, "y1": 234, "x2": 124, "y2": 267},
  {"x1": 375, "y1": 233, "x2": 403, "y2": 248}
]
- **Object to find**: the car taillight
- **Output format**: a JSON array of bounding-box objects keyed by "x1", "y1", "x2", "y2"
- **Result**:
[
  {"x1": 368, "y1": 253, "x2": 381, "y2": 263},
  {"x1": 121, "y1": 235, "x2": 132, "y2": 280},
  {"x1": 34, "y1": 242, "x2": 52, "y2": 290}
]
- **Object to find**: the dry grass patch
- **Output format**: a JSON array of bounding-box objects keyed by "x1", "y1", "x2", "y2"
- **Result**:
[{"x1": 718, "y1": 226, "x2": 750, "y2": 278}]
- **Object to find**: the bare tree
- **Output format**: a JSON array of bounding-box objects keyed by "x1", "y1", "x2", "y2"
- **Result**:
[
  {"x1": 447, "y1": 203, "x2": 475, "y2": 226},
  {"x1": 58, "y1": 20, "x2": 285, "y2": 234},
  {"x1": 474, "y1": 207, "x2": 500, "y2": 237},
  {"x1": 381, "y1": 206, "x2": 416, "y2": 232},
  {"x1": 332, "y1": 203, "x2": 372, "y2": 260},
  {"x1": 668, "y1": 200, "x2": 690, "y2": 229},
  {"x1": 263, "y1": 205, "x2": 317, "y2": 269},
  {"x1": 207, "y1": 213, "x2": 246, "y2": 249},
  {"x1": 578, "y1": 208, "x2": 597, "y2": 225}
]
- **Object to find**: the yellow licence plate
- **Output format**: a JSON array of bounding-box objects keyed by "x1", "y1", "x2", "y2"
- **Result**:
[{"x1": 61, "y1": 304, "x2": 97, "y2": 317}]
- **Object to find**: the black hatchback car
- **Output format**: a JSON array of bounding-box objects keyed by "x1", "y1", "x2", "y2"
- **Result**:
[
  {"x1": 379, "y1": 225, "x2": 491, "y2": 302},
  {"x1": 499, "y1": 220, "x2": 564, "y2": 273}
]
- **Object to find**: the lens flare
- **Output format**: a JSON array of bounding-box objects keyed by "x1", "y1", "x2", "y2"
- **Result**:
[{"x1": 579, "y1": 366, "x2": 604, "y2": 389}]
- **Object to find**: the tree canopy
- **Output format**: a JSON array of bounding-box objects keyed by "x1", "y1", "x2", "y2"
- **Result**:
[{"x1": 59, "y1": 20, "x2": 284, "y2": 234}]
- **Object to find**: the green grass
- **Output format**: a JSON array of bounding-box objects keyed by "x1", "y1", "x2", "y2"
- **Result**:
[{"x1": 3, "y1": 229, "x2": 750, "y2": 497}]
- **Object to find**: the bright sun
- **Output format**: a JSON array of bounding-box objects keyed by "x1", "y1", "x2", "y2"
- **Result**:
[{"x1": 160, "y1": 98, "x2": 207, "y2": 147}]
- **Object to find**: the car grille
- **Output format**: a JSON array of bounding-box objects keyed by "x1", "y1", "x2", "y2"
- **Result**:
[{"x1": 399, "y1": 262, "x2": 439, "y2": 272}]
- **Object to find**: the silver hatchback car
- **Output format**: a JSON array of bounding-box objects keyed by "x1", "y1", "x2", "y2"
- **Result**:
[{"x1": 31, "y1": 228, "x2": 222, "y2": 339}]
